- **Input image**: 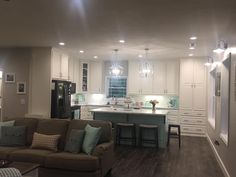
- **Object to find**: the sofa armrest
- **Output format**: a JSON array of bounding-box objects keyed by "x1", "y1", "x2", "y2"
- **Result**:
[
  {"x1": 92, "y1": 141, "x2": 114, "y2": 157},
  {"x1": 92, "y1": 141, "x2": 114, "y2": 176}
]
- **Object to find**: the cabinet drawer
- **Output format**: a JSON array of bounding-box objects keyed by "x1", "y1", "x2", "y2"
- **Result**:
[
  {"x1": 180, "y1": 110, "x2": 192, "y2": 116},
  {"x1": 192, "y1": 111, "x2": 206, "y2": 117},
  {"x1": 181, "y1": 125, "x2": 205, "y2": 134},
  {"x1": 167, "y1": 116, "x2": 179, "y2": 124},
  {"x1": 181, "y1": 117, "x2": 205, "y2": 125},
  {"x1": 167, "y1": 110, "x2": 179, "y2": 116}
]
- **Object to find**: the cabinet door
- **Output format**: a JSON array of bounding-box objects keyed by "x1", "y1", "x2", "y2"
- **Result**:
[
  {"x1": 90, "y1": 61, "x2": 103, "y2": 93},
  {"x1": 128, "y1": 61, "x2": 140, "y2": 94},
  {"x1": 193, "y1": 84, "x2": 206, "y2": 111},
  {"x1": 180, "y1": 59, "x2": 194, "y2": 85},
  {"x1": 73, "y1": 59, "x2": 80, "y2": 93},
  {"x1": 140, "y1": 76, "x2": 153, "y2": 94},
  {"x1": 68, "y1": 57, "x2": 74, "y2": 82},
  {"x1": 152, "y1": 61, "x2": 165, "y2": 94},
  {"x1": 180, "y1": 84, "x2": 193, "y2": 110},
  {"x1": 166, "y1": 61, "x2": 178, "y2": 94},
  {"x1": 51, "y1": 50, "x2": 61, "y2": 79},
  {"x1": 193, "y1": 59, "x2": 206, "y2": 85},
  {"x1": 61, "y1": 54, "x2": 69, "y2": 80}
]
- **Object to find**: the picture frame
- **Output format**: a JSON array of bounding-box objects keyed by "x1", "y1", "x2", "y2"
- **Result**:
[
  {"x1": 5, "y1": 73, "x2": 15, "y2": 83},
  {"x1": 16, "y1": 82, "x2": 26, "y2": 94}
]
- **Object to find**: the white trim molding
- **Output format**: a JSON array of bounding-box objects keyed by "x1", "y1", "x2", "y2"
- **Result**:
[{"x1": 206, "y1": 134, "x2": 230, "y2": 177}]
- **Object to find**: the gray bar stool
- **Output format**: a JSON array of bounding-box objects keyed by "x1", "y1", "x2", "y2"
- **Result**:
[
  {"x1": 116, "y1": 123, "x2": 136, "y2": 146},
  {"x1": 139, "y1": 124, "x2": 159, "y2": 148}
]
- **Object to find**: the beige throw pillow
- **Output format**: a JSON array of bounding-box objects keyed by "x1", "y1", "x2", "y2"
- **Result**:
[{"x1": 31, "y1": 132, "x2": 60, "y2": 152}]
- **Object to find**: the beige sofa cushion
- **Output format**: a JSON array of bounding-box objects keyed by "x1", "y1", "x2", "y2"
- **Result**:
[
  {"x1": 31, "y1": 133, "x2": 60, "y2": 152},
  {"x1": 45, "y1": 152, "x2": 100, "y2": 171}
]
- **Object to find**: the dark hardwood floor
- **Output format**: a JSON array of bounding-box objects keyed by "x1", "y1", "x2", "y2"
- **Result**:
[{"x1": 108, "y1": 136, "x2": 224, "y2": 177}]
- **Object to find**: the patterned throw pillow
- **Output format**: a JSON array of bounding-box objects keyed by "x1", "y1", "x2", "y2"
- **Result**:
[{"x1": 31, "y1": 132, "x2": 60, "y2": 152}]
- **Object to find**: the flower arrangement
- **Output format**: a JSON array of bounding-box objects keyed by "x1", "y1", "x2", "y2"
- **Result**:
[{"x1": 149, "y1": 100, "x2": 159, "y2": 111}]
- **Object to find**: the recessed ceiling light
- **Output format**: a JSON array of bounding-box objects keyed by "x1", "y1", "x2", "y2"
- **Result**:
[
  {"x1": 190, "y1": 36, "x2": 197, "y2": 40},
  {"x1": 138, "y1": 54, "x2": 143, "y2": 58},
  {"x1": 119, "y1": 40, "x2": 125, "y2": 43},
  {"x1": 59, "y1": 42, "x2": 65, "y2": 46},
  {"x1": 189, "y1": 42, "x2": 196, "y2": 50},
  {"x1": 79, "y1": 50, "x2": 84, "y2": 53},
  {"x1": 189, "y1": 54, "x2": 194, "y2": 57},
  {"x1": 93, "y1": 56, "x2": 98, "y2": 59}
]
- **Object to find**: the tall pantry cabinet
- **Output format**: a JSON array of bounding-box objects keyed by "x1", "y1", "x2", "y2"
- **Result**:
[{"x1": 179, "y1": 58, "x2": 207, "y2": 136}]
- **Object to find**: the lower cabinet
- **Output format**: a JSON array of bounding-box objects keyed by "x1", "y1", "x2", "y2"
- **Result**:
[
  {"x1": 167, "y1": 109, "x2": 206, "y2": 137},
  {"x1": 80, "y1": 106, "x2": 93, "y2": 120},
  {"x1": 179, "y1": 110, "x2": 206, "y2": 136}
]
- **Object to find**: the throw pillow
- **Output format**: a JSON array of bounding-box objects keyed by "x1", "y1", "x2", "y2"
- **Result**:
[
  {"x1": 65, "y1": 129, "x2": 85, "y2": 153},
  {"x1": 0, "y1": 126, "x2": 26, "y2": 146},
  {"x1": 31, "y1": 132, "x2": 61, "y2": 152},
  {"x1": 82, "y1": 124, "x2": 102, "y2": 155},
  {"x1": 0, "y1": 120, "x2": 15, "y2": 138}
]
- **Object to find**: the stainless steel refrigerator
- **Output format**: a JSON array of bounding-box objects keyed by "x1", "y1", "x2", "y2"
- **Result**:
[{"x1": 51, "y1": 80, "x2": 71, "y2": 119}]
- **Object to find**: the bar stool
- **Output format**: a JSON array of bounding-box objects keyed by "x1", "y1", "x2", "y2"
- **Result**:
[
  {"x1": 139, "y1": 124, "x2": 159, "y2": 148},
  {"x1": 167, "y1": 124, "x2": 181, "y2": 148},
  {"x1": 116, "y1": 123, "x2": 136, "y2": 146}
]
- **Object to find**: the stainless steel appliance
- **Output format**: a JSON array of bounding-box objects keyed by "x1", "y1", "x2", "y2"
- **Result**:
[{"x1": 51, "y1": 80, "x2": 71, "y2": 119}]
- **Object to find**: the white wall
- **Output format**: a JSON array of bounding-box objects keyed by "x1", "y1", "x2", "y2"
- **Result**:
[
  {"x1": 28, "y1": 47, "x2": 52, "y2": 118},
  {"x1": 207, "y1": 53, "x2": 236, "y2": 177}
]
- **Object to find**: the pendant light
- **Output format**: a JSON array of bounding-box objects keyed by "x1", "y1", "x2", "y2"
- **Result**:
[
  {"x1": 205, "y1": 56, "x2": 213, "y2": 66},
  {"x1": 139, "y1": 48, "x2": 153, "y2": 78},
  {"x1": 109, "y1": 49, "x2": 124, "y2": 77},
  {"x1": 213, "y1": 40, "x2": 227, "y2": 54}
]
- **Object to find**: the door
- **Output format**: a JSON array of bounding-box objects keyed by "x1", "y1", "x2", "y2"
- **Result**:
[{"x1": 152, "y1": 61, "x2": 165, "y2": 94}]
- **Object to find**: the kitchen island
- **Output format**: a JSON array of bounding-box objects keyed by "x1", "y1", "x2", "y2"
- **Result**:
[{"x1": 90, "y1": 107, "x2": 169, "y2": 148}]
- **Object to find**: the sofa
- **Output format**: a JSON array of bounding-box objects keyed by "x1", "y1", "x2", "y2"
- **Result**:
[{"x1": 0, "y1": 118, "x2": 114, "y2": 177}]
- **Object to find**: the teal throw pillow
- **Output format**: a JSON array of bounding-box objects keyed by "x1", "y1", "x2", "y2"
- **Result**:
[
  {"x1": 0, "y1": 121, "x2": 15, "y2": 138},
  {"x1": 82, "y1": 124, "x2": 102, "y2": 155},
  {"x1": 65, "y1": 129, "x2": 85, "y2": 153},
  {"x1": 0, "y1": 126, "x2": 26, "y2": 146}
]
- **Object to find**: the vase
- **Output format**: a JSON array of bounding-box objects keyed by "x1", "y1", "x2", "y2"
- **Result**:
[{"x1": 152, "y1": 104, "x2": 156, "y2": 111}]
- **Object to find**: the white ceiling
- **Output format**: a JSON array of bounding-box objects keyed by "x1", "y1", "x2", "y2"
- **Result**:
[{"x1": 0, "y1": 0, "x2": 235, "y2": 60}]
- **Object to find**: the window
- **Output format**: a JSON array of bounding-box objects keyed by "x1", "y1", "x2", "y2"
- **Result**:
[{"x1": 106, "y1": 77, "x2": 127, "y2": 98}]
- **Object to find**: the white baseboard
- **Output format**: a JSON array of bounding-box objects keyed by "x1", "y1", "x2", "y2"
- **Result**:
[{"x1": 206, "y1": 134, "x2": 230, "y2": 177}]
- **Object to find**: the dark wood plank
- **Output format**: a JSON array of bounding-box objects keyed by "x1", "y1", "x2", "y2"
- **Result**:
[{"x1": 107, "y1": 136, "x2": 224, "y2": 177}]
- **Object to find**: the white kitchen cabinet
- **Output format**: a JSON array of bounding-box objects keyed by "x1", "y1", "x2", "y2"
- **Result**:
[
  {"x1": 51, "y1": 49, "x2": 69, "y2": 80},
  {"x1": 128, "y1": 61, "x2": 153, "y2": 94},
  {"x1": 68, "y1": 57, "x2": 80, "y2": 92},
  {"x1": 80, "y1": 62, "x2": 89, "y2": 92},
  {"x1": 179, "y1": 58, "x2": 207, "y2": 137},
  {"x1": 90, "y1": 61, "x2": 104, "y2": 93},
  {"x1": 180, "y1": 59, "x2": 206, "y2": 111},
  {"x1": 153, "y1": 60, "x2": 179, "y2": 95}
]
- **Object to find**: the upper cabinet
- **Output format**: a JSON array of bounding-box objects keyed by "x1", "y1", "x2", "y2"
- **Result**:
[
  {"x1": 90, "y1": 61, "x2": 104, "y2": 94},
  {"x1": 179, "y1": 59, "x2": 206, "y2": 111},
  {"x1": 68, "y1": 57, "x2": 80, "y2": 92},
  {"x1": 128, "y1": 61, "x2": 153, "y2": 95},
  {"x1": 153, "y1": 60, "x2": 179, "y2": 95},
  {"x1": 51, "y1": 49, "x2": 69, "y2": 80},
  {"x1": 128, "y1": 60, "x2": 179, "y2": 95}
]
